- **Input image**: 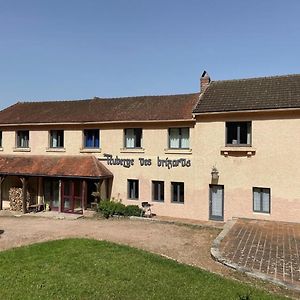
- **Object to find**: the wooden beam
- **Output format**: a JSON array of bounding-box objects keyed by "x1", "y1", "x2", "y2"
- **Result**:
[
  {"x1": 82, "y1": 180, "x2": 87, "y2": 210},
  {"x1": 20, "y1": 177, "x2": 27, "y2": 214},
  {"x1": 0, "y1": 176, "x2": 5, "y2": 210}
]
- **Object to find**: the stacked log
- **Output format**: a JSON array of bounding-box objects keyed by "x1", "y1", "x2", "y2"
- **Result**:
[{"x1": 9, "y1": 187, "x2": 31, "y2": 211}]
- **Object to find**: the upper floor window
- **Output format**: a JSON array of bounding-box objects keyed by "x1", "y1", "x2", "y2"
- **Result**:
[
  {"x1": 16, "y1": 130, "x2": 29, "y2": 148},
  {"x1": 83, "y1": 129, "x2": 100, "y2": 148},
  {"x1": 0, "y1": 131, "x2": 2, "y2": 148},
  {"x1": 49, "y1": 130, "x2": 64, "y2": 148},
  {"x1": 169, "y1": 128, "x2": 189, "y2": 149},
  {"x1": 124, "y1": 128, "x2": 142, "y2": 148},
  {"x1": 253, "y1": 187, "x2": 270, "y2": 214},
  {"x1": 226, "y1": 122, "x2": 251, "y2": 146}
]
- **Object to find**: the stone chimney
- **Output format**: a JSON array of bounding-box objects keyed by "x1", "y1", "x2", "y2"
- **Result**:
[{"x1": 200, "y1": 71, "x2": 211, "y2": 92}]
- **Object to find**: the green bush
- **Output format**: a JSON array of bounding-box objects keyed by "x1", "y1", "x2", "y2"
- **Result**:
[
  {"x1": 125, "y1": 205, "x2": 142, "y2": 217},
  {"x1": 98, "y1": 200, "x2": 142, "y2": 218},
  {"x1": 114, "y1": 202, "x2": 126, "y2": 216},
  {"x1": 98, "y1": 200, "x2": 114, "y2": 218}
]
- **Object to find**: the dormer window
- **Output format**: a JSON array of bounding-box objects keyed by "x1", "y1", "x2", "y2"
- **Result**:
[{"x1": 226, "y1": 122, "x2": 251, "y2": 146}]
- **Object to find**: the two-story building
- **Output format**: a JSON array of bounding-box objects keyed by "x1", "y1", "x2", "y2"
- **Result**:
[{"x1": 0, "y1": 72, "x2": 299, "y2": 223}]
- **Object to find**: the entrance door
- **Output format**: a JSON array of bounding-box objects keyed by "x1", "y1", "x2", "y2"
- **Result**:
[
  {"x1": 61, "y1": 180, "x2": 83, "y2": 214},
  {"x1": 209, "y1": 185, "x2": 224, "y2": 221}
]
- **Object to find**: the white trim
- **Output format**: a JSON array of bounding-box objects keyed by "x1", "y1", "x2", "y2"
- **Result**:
[
  {"x1": 0, "y1": 119, "x2": 196, "y2": 127},
  {"x1": 13, "y1": 147, "x2": 31, "y2": 152},
  {"x1": 194, "y1": 107, "x2": 300, "y2": 116}
]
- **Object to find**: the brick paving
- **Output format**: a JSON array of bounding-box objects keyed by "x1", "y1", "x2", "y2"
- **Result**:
[{"x1": 220, "y1": 219, "x2": 300, "y2": 288}]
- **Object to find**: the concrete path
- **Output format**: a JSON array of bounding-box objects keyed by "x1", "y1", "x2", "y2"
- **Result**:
[{"x1": 217, "y1": 219, "x2": 300, "y2": 291}]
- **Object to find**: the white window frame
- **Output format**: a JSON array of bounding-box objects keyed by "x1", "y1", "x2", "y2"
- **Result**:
[{"x1": 253, "y1": 187, "x2": 270, "y2": 214}]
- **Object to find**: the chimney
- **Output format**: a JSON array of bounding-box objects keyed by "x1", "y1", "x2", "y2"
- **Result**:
[{"x1": 200, "y1": 70, "x2": 211, "y2": 92}]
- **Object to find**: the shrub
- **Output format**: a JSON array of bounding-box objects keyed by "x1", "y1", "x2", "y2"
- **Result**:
[
  {"x1": 98, "y1": 200, "x2": 142, "y2": 218},
  {"x1": 98, "y1": 200, "x2": 114, "y2": 218},
  {"x1": 124, "y1": 205, "x2": 142, "y2": 217},
  {"x1": 114, "y1": 202, "x2": 126, "y2": 216}
]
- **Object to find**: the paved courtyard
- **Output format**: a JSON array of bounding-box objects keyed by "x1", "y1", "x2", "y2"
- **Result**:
[{"x1": 220, "y1": 219, "x2": 300, "y2": 289}]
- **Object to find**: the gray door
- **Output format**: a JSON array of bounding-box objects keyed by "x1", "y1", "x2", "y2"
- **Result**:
[{"x1": 209, "y1": 185, "x2": 224, "y2": 221}]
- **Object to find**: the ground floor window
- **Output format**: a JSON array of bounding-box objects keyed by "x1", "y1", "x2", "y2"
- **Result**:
[
  {"x1": 128, "y1": 179, "x2": 139, "y2": 200},
  {"x1": 171, "y1": 182, "x2": 184, "y2": 203},
  {"x1": 152, "y1": 181, "x2": 164, "y2": 202},
  {"x1": 253, "y1": 187, "x2": 270, "y2": 213}
]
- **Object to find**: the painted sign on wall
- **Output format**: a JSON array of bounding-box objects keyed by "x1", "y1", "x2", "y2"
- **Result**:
[{"x1": 103, "y1": 154, "x2": 191, "y2": 169}]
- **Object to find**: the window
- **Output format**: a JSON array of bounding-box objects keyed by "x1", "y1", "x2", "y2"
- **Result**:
[
  {"x1": 253, "y1": 187, "x2": 270, "y2": 213},
  {"x1": 128, "y1": 179, "x2": 139, "y2": 200},
  {"x1": 152, "y1": 181, "x2": 164, "y2": 202},
  {"x1": 16, "y1": 130, "x2": 29, "y2": 148},
  {"x1": 226, "y1": 122, "x2": 251, "y2": 146},
  {"x1": 49, "y1": 130, "x2": 64, "y2": 148},
  {"x1": 169, "y1": 128, "x2": 189, "y2": 149},
  {"x1": 0, "y1": 131, "x2": 2, "y2": 147},
  {"x1": 83, "y1": 129, "x2": 100, "y2": 148},
  {"x1": 124, "y1": 128, "x2": 142, "y2": 148},
  {"x1": 171, "y1": 182, "x2": 184, "y2": 203}
]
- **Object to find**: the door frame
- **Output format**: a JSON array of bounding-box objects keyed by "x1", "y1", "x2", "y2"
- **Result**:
[
  {"x1": 61, "y1": 179, "x2": 83, "y2": 214},
  {"x1": 209, "y1": 184, "x2": 224, "y2": 221}
]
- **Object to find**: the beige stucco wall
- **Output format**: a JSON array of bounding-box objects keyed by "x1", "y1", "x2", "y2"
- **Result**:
[
  {"x1": 0, "y1": 111, "x2": 300, "y2": 223},
  {"x1": 194, "y1": 111, "x2": 300, "y2": 223}
]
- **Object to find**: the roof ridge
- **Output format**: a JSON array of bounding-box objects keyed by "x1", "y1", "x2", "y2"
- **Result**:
[
  {"x1": 0, "y1": 101, "x2": 21, "y2": 113},
  {"x1": 211, "y1": 73, "x2": 300, "y2": 84},
  {"x1": 14, "y1": 92, "x2": 199, "y2": 105}
]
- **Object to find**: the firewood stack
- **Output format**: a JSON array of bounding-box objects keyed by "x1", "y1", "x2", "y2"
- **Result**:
[{"x1": 9, "y1": 187, "x2": 31, "y2": 211}]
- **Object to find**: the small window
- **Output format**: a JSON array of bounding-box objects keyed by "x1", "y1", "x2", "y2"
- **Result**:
[
  {"x1": 171, "y1": 182, "x2": 184, "y2": 203},
  {"x1": 50, "y1": 130, "x2": 64, "y2": 148},
  {"x1": 169, "y1": 128, "x2": 189, "y2": 149},
  {"x1": 124, "y1": 128, "x2": 142, "y2": 148},
  {"x1": 84, "y1": 129, "x2": 100, "y2": 148},
  {"x1": 152, "y1": 181, "x2": 164, "y2": 202},
  {"x1": 16, "y1": 130, "x2": 29, "y2": 148},
  {"x1": 0, "y1": 131, "x2": 2, "y2": 148},
  {"x1": 128, "y1": 179, "x2": 139, "y2": 200},
  {"x1": 253, "y1": 187, "x2": 270, "y2": 213},
  {"x1": 226, "y1": 122, "x2": 251, "y2": 146}
]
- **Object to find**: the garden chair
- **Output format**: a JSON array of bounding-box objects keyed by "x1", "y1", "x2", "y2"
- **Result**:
[{"x1": 140, "y1": 201, "x2": 152, "y2": 218}]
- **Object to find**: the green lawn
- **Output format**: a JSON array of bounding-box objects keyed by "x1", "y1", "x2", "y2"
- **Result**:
[{"x1": 0, "y1": 239, "x2": 286, "y2": 300}]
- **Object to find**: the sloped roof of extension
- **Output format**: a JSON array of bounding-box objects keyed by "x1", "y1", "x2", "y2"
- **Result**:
[
  {"x1": 193, "y1": 74, "x2": 300, "y2": 114},
  {"x1": 0, "y1": 93, "x2": 200, "y2": 124},
  {"x1": 0, "y1": 155, "x2": 113, "y2": 179}
]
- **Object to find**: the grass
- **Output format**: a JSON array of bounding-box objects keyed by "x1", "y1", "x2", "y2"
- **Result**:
[{"x1": 0, "y1": 239, "x2": 287, "y2": 300}]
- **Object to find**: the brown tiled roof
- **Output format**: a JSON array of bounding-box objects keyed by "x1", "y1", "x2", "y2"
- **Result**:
[
  {"x1": 0, "y1": 155, "x2": 113, "y2": 178},
  {"x1": 0, "y1": 93, "x2": 199, "y2": 124},
  {"x1": 193, "y1": 74, "x2": 300, "y2": 113}
]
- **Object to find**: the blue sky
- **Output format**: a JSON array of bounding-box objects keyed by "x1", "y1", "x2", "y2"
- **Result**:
[{"x1": 0, "y1": 0, "x2": 300, "y2": 109}]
